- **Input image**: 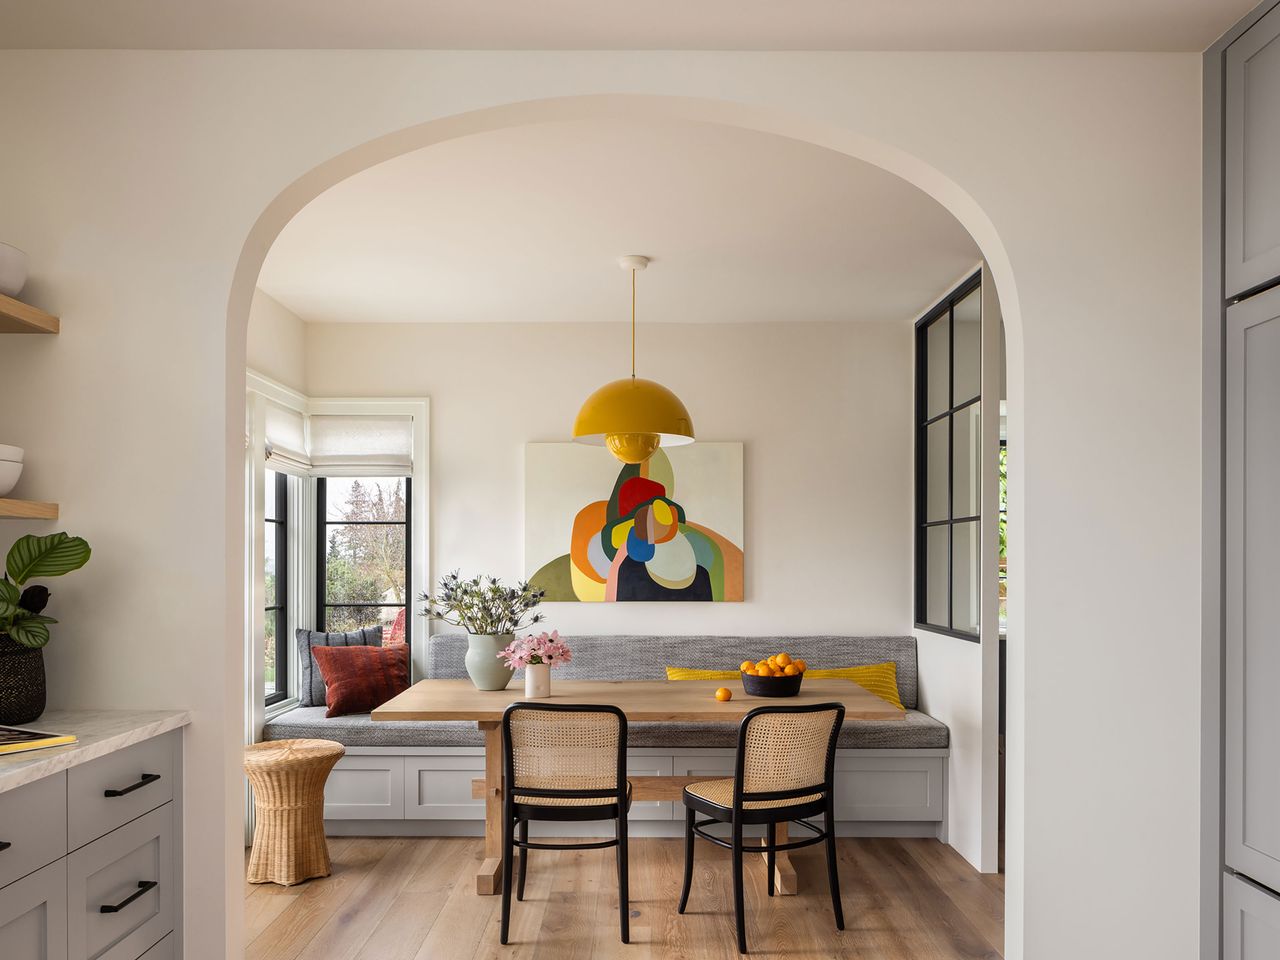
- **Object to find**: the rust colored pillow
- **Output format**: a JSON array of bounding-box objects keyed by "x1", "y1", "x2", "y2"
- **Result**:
[{"x1": 310, "y1": 643, "x2": 410, "y2": 718}]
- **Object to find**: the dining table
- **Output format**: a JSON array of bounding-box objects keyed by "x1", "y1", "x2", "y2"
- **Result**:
[{"x1": 372, "y1": 677, "x2": 904, "y2": 896}]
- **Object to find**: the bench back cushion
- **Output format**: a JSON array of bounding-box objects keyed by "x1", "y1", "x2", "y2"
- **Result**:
[{"x1": 425, "y1": 634, "x2": 920, "y2": 710}]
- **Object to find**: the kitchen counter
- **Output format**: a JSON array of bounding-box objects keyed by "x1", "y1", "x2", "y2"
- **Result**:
[{"x1": 0, "y1": 708, "x2": 190, "y2": 794}]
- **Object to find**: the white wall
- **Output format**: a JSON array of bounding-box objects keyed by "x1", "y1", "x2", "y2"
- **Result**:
[
  {"x1": 246, "y1": 289, "x2": 306, "y2": 392},
  {"x1": 304, "y1": 319, "x2": 913, "y2": 635},
  {"x1": 0, "y1": 51, "x2": 1203, "y2": 960}
]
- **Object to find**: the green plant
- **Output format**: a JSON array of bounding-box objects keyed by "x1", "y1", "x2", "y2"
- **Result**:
[
  {"x1": 419, "y1": 570, "x2": 545, "y2": 636},
  {"x1": 0, "y1": 532, "x2": 92, "y2": 649}
]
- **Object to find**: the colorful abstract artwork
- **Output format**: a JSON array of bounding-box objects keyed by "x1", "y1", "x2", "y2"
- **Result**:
[{"x1": 525, "y1": 442, "x2": 743, "y2": 602}]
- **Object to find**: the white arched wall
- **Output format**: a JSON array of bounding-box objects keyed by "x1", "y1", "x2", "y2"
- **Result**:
[{"x1": 0, "y1": 51, "x2": 1201, "y2": 960}]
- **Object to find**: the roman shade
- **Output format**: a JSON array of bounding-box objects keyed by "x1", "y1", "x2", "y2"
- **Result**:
[
  {"x1": 264, "y1": 400, "x2": 310, "y2": 475},
  {"x1": 308, "y1": 414, "x2": 413, "y2": 476}
]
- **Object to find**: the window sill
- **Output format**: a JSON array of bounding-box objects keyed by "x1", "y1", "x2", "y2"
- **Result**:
[{"x1": 265, "y1": 697, "x2": 299, "y2": 721}]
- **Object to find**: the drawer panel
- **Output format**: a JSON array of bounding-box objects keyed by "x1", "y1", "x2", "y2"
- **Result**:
[
  {"x1": 404, "y1": 755, "x2": 483, "y2": 821},
  {"x1": 68, "y1": 733, "x2": 176, "y2": 850},
  {"x1": 0, "y1": 858, "x2": 68, "y2": 960},
  {"x1": 324, "y1": 756, "x2": 404, "y2": 820},
  {"x1": 68, "y1": 803, "x2": 174, "y2": 960},
  {"x1": 0, "y1": 772, "x2": 67, "y2": 889}
]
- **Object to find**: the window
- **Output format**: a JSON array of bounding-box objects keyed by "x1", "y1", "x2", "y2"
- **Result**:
[
  {"x1": 915, "y1": 272, "x2": 982, "y2": 641},
  {"x1": 264, "y1": 469, "x2": 289, "y2": 705},
  {"x1": 316, "y1": 477, "x2": 411, "y2": 645}
]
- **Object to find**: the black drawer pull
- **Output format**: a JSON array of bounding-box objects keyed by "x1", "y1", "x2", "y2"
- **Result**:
[
  {"x1": 0, "y1": 840, "x2": 10, "y2": 852},
  {"x1": 100, "y1": 880, "x2": 157, "y2": 914},
  {"x1": 104, "y1": 773, "x2": 161, "y2": 798}
]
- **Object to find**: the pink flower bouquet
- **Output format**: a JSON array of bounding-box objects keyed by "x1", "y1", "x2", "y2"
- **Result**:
[{"x1": 498, "y1": 630, "x2": 572, "y2": 670}]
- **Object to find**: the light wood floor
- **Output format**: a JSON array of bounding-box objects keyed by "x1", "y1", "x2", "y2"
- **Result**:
[{"x1": 245, "y1": 836, "x2": 1004, "y2": 960}]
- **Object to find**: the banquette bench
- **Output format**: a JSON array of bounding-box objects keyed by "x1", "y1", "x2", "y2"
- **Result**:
[{"x1": 262, "y1": 634, "x2": 949, "y2": 839}]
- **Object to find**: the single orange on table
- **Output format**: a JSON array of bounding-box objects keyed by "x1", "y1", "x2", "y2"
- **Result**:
[{"x1": 715, "y1": 687, "x2": 733, "y2": 701}]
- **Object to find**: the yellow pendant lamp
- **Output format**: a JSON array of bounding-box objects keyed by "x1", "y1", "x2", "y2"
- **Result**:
[{"x1": 573, "y1": 256, "x2": 695, "y2": 464}]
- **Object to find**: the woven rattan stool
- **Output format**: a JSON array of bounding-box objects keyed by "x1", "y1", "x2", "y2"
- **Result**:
[{"x1": 244, "y1": 738, "x2": 345, "y2": 886}]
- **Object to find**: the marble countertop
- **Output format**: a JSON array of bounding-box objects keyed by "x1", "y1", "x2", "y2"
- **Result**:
[{"x1": 0, "y1": 708, "x2": 190, "y2": 794}]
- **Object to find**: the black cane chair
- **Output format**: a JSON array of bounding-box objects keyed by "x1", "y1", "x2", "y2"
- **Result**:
[
  {"x1": 499, "y1": 702, "x2": 631, "y2": 945},
  {"x1": 677, "y1": 702, "x2": 846, "y2": 954}
]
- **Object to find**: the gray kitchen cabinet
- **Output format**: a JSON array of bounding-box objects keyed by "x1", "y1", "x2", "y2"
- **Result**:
[
  {"x1": 1226, "y1": 3, "x2": 1280, "y2": 297},
  {"x1": 0, "y1": 859, "x2": 68, "y2": 960},
  {"x1": 1225, "y1": 285, "x2": 1280, "y2": 894},
  {"x1": 1225, "y1": 874, "x2": 1280, "y2": 960}
]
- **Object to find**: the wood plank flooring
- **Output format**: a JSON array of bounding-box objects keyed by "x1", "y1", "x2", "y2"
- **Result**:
[{"x1": 245, "y1": 837, "x2": 1003, "y2": 960}]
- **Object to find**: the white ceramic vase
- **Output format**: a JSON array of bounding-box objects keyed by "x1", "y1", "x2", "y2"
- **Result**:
[
  {"x1": 524, "y1": 662, "x2": 551, "y2": 699},
  {"x1": 0, "y1": 243, "x2": 29, "y2": 299},
  {"x1": 0, "y1": 445, "x2": 24, "y2": 498}
]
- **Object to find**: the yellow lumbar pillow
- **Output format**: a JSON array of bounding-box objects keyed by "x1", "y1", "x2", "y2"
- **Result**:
[
  {"x1": 665, "y1": 666, "x2": 739, "y2": 681},
  {"x1": 806, "y1": 662, "x2": 904, "y2": 709}
]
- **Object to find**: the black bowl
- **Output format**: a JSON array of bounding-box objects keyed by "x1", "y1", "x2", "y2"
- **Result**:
[{"x1": 740, "y1": 671, "x2": 803, "y2": 698}]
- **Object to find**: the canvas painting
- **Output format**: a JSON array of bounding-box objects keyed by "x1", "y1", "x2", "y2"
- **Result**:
[{"x1": 525, "y1": 442, "x2": 744, "y2": 602}]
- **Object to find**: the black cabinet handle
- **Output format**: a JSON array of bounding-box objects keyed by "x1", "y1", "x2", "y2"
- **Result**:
[
  {"x1": 0, "y1": 840, "x2": 10, "y2": 852},
  {"x1": 100, "y1": 880, "x2": 157, "y2": 914},
  {"x1": 104, "y1": 773, "x2": 161, "y2": 798}
]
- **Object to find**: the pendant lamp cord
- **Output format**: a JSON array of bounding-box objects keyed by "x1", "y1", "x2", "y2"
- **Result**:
[{"x1": 630, "y1": 267, "x2": 637, "y2": 379}]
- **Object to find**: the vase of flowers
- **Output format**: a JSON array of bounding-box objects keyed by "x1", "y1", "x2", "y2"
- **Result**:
[
  {"x1": 419, "y1": 571, "x2": 546, "y2": 691},
  {"x1": 499, "y1": 631, "x2": 572, "y2": 699}
]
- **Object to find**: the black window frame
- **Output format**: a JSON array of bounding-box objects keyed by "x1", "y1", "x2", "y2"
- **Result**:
[
  {"x1": 264, "y1": 469, "x2": 289, "y2": 707},
  {"x1": 315, "y1": 476, "x2": 412, "y2": 644},
  {"x1": 914, "y1": 270, "x2": 983, "y2": 643}
]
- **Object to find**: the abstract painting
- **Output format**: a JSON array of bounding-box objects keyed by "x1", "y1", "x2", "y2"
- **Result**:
[{"x1": 526, "y1": 442, "x2": 743, "y2": 602}]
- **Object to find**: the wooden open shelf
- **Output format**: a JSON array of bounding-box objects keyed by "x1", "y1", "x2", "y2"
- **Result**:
[
  {"x1": 0, "y1": 294, "x2": 59, "y2": 334},
  {"x1": 0, "y1": 499, "x2": 59, "y2": 520}
]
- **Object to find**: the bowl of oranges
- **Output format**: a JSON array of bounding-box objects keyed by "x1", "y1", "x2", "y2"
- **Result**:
[{"x1": 739, "y1": 652, "x2": 808, "y2": 698}]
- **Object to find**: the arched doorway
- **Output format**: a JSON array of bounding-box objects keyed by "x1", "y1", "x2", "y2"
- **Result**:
[{"x1": 226, "y1": 92, "x2": 1024, "y2": 955}]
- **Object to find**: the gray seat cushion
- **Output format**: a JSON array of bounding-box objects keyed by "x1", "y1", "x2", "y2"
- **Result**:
[
  {"x1": 295, "y1": 625, "x2": 382, "y2": 707},
  {"x1": 263, "y1": 705, "x2": 484, "y2": 747},
  {"x1": 426, "y1": 634, "x2": 921, "y2": 709},
  {"x1": 261, "y1": 706, "x2": 947, "y2": 751}
]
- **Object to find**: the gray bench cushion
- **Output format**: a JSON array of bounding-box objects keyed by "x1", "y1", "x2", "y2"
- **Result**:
[
  {"x1": 262, "y1": 705, "x2": 948, "y2": 751},
  {"x1": 426, "y1": 634, "x2": 921, "y2": 709}
]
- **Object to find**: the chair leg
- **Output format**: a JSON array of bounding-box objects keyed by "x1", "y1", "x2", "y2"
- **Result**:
[
  {"x1": 500, "y1": 812, "x2": 515, "y2": 944},
  {"x1": 678, "y1": 805, "x2": 696, "y2": 914},
  {"x1": 766, "y1": 822, "x2": 776, "y2": 897},
  {"x1": 516, "y1": 819, "x2": 528, "y2": 902},
  {"x1": 616, "y1": 813, "x2": 630, "y2": 943},
  {"x1": 732, "y1": 819, "x2": 748, "y2": 954},
  {"x1": 823, "y1": 801, "x2": 845, "y2": 931}
]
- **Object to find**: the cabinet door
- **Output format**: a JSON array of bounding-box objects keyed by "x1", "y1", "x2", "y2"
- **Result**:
[
  {"x1": 1227, "y1": 3, "x2": 1280, "y2": 297},
  {"x1": 1225, "y1": 287, "x2": 1280, "y2": 890},
  {"x1": 323, "y1": 755, "x2": 405, "y2": 820},
  {"x1": 1225, "y1": 874, "x2": 1280, "y2": 960},
  {"x1": 0, "y1": 858, "x2": 68, "y2": 960}
]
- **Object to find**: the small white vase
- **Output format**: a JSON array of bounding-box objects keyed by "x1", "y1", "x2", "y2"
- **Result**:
[
  {"x1": 0, "y1": 243, "x2": 29, "y2": 299},
  {"x1": 524, "y1": 662, "x2": 551, "y2": 699}
]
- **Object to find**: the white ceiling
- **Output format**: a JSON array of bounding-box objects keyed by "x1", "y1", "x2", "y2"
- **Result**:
[
  {"x1": 0, "y1": 0, "x2": 1253, "y2": 51},
  {"x1": 257, "y1": 119, "x2": 980, "y2": 326}
]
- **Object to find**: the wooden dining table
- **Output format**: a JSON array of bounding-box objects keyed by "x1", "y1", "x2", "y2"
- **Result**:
[{"x1": 372, "y1": 678, "x2": 904, "y2": 896}]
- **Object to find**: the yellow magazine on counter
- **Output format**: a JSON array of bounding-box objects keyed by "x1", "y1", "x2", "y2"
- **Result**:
[{"x1": 0, "y1": 725, "x2": 77, "y2": 755}]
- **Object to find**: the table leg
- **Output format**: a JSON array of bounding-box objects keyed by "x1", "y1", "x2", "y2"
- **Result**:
[
  {"x1": 476, "y1": 721, "x2": 503, "y2": 895},
  {"x1": 762, "y1": 820, "x2": 798, "y2": 896}
]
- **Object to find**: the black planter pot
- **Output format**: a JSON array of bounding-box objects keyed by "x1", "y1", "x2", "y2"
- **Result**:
[{"x1": 0, "y1": 634, "x2": 46, "y2": 725}]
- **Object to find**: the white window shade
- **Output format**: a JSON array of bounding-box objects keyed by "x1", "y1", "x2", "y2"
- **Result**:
[
  {"x1": 308, "y1": 414, "x2": 414, "y2": 475},
  {"x1": 264, "y1": 400, "x2": 310, "y2": 475}
]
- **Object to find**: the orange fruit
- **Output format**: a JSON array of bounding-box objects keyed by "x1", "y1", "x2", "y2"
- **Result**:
[
  {"x1": 776, "y1": 652, "x2": 793, "y2": 667},
  {"x1": 767, "y1": 655, "x2": 779, "y2": 667},
  {"x1": 784, "y1": 664, "x2": 800, "y2": 676},
  {"x1": 715, "y1": 687, "x2": 732, "y2": 702},
  {"x1": 740, "y1": 660, "x2": 755, "y2": 674},
  {"x1": 755, "y1": 667, "x2": 772, "y2": 678},
  {"x1": 755, "y1": 660, "x2": 771, "y2": 674},
  {"x1": 793, "y1": 659, "x2": 808, "y2": 673}
]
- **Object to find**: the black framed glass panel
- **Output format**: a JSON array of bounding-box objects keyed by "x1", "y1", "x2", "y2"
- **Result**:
[
  {"x1": 264, "y1": 470, "x2": 288, "y2": 705},
  {"x1": 316, "y1": 477, "x2": 411, "y2": 646},
  {"x1": 915, "y1": 271, "x2": 983, "y2": 641}
]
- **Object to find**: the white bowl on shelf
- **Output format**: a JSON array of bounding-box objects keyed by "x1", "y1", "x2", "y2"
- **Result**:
[
  {"x1": 0, "y1": 460, "x2": 22, "y2": 497},
  {"x1": 0, "y1": 445, "x2": 24, "y2": 463},
  {"x1": 0, "y1": 243, "x2": 29, "y2": 299}
]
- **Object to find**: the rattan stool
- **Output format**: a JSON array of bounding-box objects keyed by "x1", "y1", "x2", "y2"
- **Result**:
[{"x1": 244, "y1": 738, "x2": 345, "y2": 886}]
